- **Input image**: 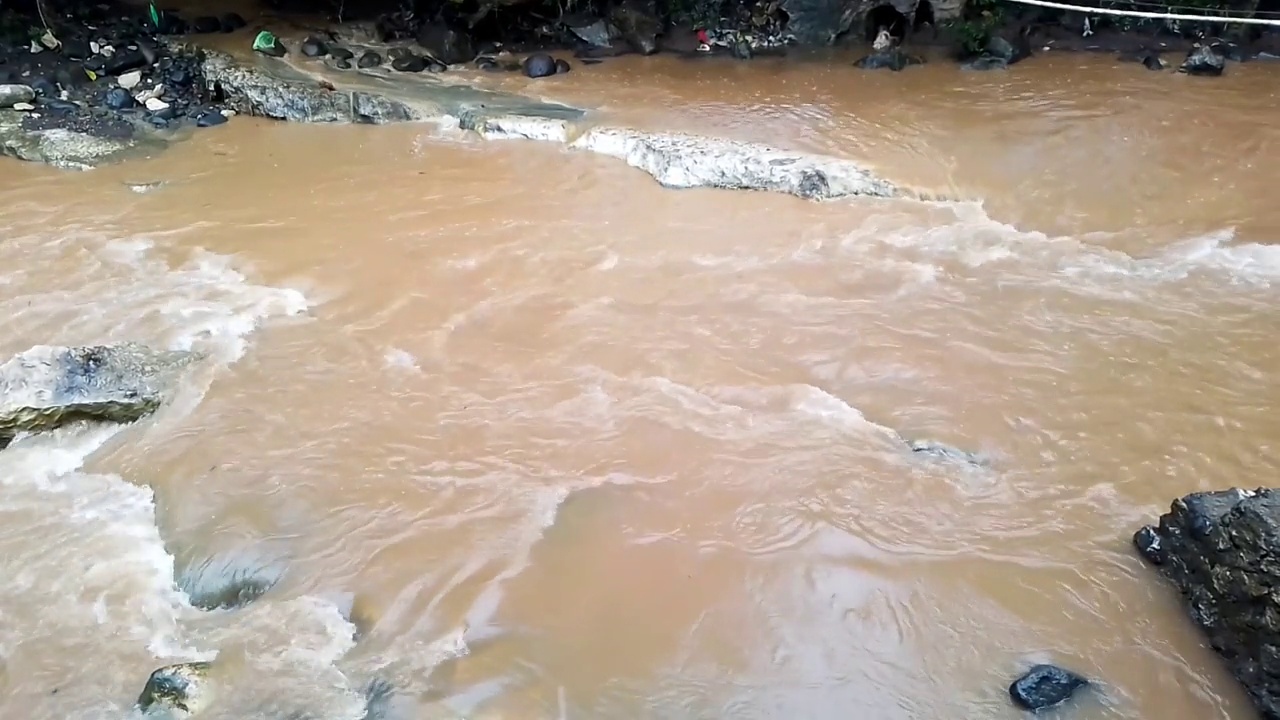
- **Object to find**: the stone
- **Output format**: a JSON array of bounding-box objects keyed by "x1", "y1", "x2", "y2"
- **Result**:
[
  {"x1": 60, "y1": 38, "x2": 92, "y2": 61},
  {"x1": 1138, "y1": 488, "x2": 1280, "y2": 718},
  {"x1": 0, "y1": 343, "x2": 198, "y2": 448},
  {"x1": 610, "y1": 0, "x2": 661, "y2": 55},
  {"x1": 196, "y1": 109, "x2": 229, "y2": 127},
  {"x1": 363, "y1": 678, "x2": 395, "y2": 719},
  {"x1": 1143, "y1": 53, "x2": 1164, "y2": 71},
  {"x1": 961, "y1": 55, "x2": 1008, "y2": 71},
  {"x1": 330, "y1": 47, "x2": 354, "y2": 62},
  {"x1": 854, "y1": 48, "x2": 923, "y2": 71},
  {"x1": 523, "y1": 53, "x2": 558, "y2": 78},
  {"x1": 145, "y1": 97, "x2": 170, "y2": 112},
  {"x1": 357, "y1": 51, "x2": 383, "y2": 68},
  {"x1": 426, "y1": 60, "x2": 447, "y2": 73},
  {"x1": 391, "y1": 55, "x2": 427, "y2": 73},
  {"x1": 328, "y1": 58, "x2": 352, "y2": 71},
  {"x1": 198, "y1": 49, "x2": 419, "y2": 124},
  {"x1": 136, "y1": 662, "x2": 214, "y2": 716},
  {"x1": 11, "y1": 102, "x2": 34, "y2": 111},
  {"x1": 986, "y1": 35, "x2": 1016, "y2": 62},
  {"x1": 0, "y1": 84, "x2": 36, "y2": 109},
  {"x1": 301, "y1": 37, "x2": 329, "y2": 58},
  {"x1": 1181, "y1": 44, "x2": 1226, "y2": 76},
  {"x1": 102, "y1": 50, "x2": 146, "y2": 76},
  {"x1": 555, "y1": 58, "x2": 572, "y2": 74},
  {"x1": 104, "y1": 87, "x2": 137, "y2": 110},
  {"x1": 567, "y1": 19, "x2": 617, "y2": 48},
  {"x1": 29, "y1": 78, "x2": 57, "y2": 98},
  {"x1": 191, "y1": 16, "x2": 223, "y2": 34},
  {"x1": 416, "y1": 23, "x2": 477, "y2": 65},
  {"x1": 220, "y1": 13, "x2": 247, "y2": 32},
  {"x1": 117, "y1": 70, "x2": 142, "y2": 89},
  {"x1": 1009, "y1": 664, "x2": 1089, "y2": 711},
  {"x1": 732, "y1": 39, "x2": 753, "y2": 60},
  {"x1": 38, "y1": 98, "x2": 80, "y2": 116}
]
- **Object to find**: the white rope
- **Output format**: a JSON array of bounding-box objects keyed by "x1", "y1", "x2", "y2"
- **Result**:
[{"x1": 998, "y1": 0, "x2": 1280, "y2": 26}]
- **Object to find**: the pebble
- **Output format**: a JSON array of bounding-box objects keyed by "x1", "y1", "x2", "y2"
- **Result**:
[
  {"x1": 357, "y1": 51, "x2": 382, "y2": 69},
  {"x1": 196, "y1": 110, "x2": 228, "y2": 127},
  {"x1": 118, "y1": 70, "x2": 142, "y2": 89},
  {"x1": 11, "y1": 102, "x2": 34, "y2": 111},
  {"x1": 1009, "y1": 664, "x2": 1089, "y2": 711},
  {"x1": 144, "y1": 97, "x2": 170, "y2": 111},
  {"x1": 104, "y1": 87, "x2": 136, "y2": 110}
]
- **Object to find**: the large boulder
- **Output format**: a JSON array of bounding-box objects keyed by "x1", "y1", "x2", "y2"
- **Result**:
[
  {"x1": 1180, "y1": 43, "x2": 1227, "y2": 76},
  {"x1": 416, "y1": 23, "x2": 477, "y2": 65},
  {"x1": 609, "y1": 0, "x2": 661, "y2": 55},
  {"x1": 1134, "y1": 488, "x2": 1280, "y2": 719},
  {"x1": 137, "y1": 662, "x2": 214, "y2": 717},
  {"x1": 0, "y1": 343, "x2": 198, "y2": 448}
]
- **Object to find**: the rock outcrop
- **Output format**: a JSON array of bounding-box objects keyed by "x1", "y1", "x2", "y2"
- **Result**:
[
  {"x1": 1134, "y1": 488, "x2": 1280, "y2": 720},
  {"x1": 195, "y1": 49, "x2": 420, "y2": 124},
  {"x1": 137, "y1": 662, "x2": 214, "y2": 717},
  {"x1": 0, "y1": 343, "x2": 198, "y2": 448},
  {"x1": 0, "y1": 111, "x2": 144, "y2": 171}
]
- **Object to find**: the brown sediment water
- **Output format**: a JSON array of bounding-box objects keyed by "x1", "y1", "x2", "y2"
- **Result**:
[{"x1": 0, "y1": 48, "x2": 1277, "y2": 719}]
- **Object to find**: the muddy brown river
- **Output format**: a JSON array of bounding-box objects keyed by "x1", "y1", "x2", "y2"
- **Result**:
[{"x1": 1, "y1": 51, "x2": 1279, "y2": 719}]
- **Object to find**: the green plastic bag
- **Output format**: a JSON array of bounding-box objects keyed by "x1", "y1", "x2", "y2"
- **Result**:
[
  {"x1": 253, "y1": 31, "x2": 277, "y2": 52},
  {"x1": 148, "y1": 2, "x2": 160, "y2": 27}
]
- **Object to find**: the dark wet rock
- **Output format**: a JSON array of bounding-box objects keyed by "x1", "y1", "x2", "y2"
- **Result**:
[
  {"x1": 610, "y1": 0, "x2": 661, "y2": 55},
  {"x1": 137, "y1": 662, "x2": 213, "y2": 716},
  {"x1": 166, "y1": 66, "x2": 194, "y2": 89},
  {"x1": 157, "y1": 11, "x2": 189, "y2": 35},
  {"x1": 220, "y1": 12, "x2": 247, "y2": 32},
  {"x1": 476, "y1": 56, "x2": 501, "y2": 72},
  {"x1": 907, "y1": 439, "x2": 985, "y2": 466},
  {"x1": 1137, "y1": 487, "x2": 1280, "y2": 718},
  {"x1": 1133, "y1": 524, "x2": 1163, "y2": 565},
  {"x1": 961, "y1": 55, "x2": 1009, "y2": 71},
  {"x1": 523, "y1": 53, "x2": 558, "y2": 78},
  {"x1": 986, "y1": 35, "x2": 1016, "y2": 62},
  {"x1": 328, "y1": 57, "x2": 353, "y2": 70},
  {"x1": 147, "y1": 114, "x2": 171, "y2": 129},
  {"x1": 104, "y1": 87, "x2": 138, "y2": 110},
  {"x1": 1143, "y1": 53, "x2": 1164, "y2": 71},
  {"x1": 198, "y1": 49, "x2": 419, "y2": 124},
  {"x1": 357, "y1": 51, "x2": 383, "y2": 69},
  {"x1": 301, "y1": 36, "x2": 329, "y2": 58},
  {"x1": 391, "y1": 54, "x2": 427, "y2": 73},
  {"x1": 566, "y1": 18, "x2": 618, "y2": 48},
  {"x1": 0, "y1": 84, "x2": 35, "y2": 109},
  {"x1": 38, "y1": 98, "x2": 81, "y2": 116},
  {"x1": 178, "y1": 552, "x2": 283, "y2": 610},
  {"x1": 29, "y1": 77, "x2": 57, "y2": 98},
  {"x1": 0, "y1": 343, "x2": 198, "y2": 449},
  {"x1": 362, "y1": 678, "x2": 396, "y2": 720},
  {"x1": 1009, "y1": 664, "x2": 1089, "y2": 711},
  {"x1": 102, "y1": 50, "x2": 148, "y2": 76},
  {"x1": 555, "y1": 58, "x2": 572, "y2": 74},
  {"x1": 416, "y1": 23, "x2": 477, "y2": 65},
  {"x1": 196, "y1": 110, "x2": 228, "y2": 127},
  {"x1": 60, "y1": 38, "x2": 92, "y2": 61},
  {"x1": 330, "y1": 47, "x2": 355, "y2": 62},
  {"x1": 1180, "y1": 43, "x2": 1226, "y2": 76},
  {"x1": 385, "y1": 47, "x2": 412, "y2": 61},
  {"x1": 191, "y1": 16, "x2": 223, "y2": 34},
  {"x1": 855, "y1": 48, "x2": 923, "y2": 71},
  {"x1": 732, "y1": 39, "x2": 753, "y2": 60}
]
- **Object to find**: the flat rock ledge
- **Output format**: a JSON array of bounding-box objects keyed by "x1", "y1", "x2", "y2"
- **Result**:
[
  {"x1": 465, "y1": 114, "x2": 899, "y2": 201},
  {"x1": 1135, "y1": 488, "x2": 1280, "y2": 720},
  {"x1": 196, "y1": 49, "x2": 421, "y2": 124},
  {"x1": 0, "y1": 111, "x2": 138, "y2": 171},
  {"x1": 0, "y1": 343, "x2": 199, "y2": 448}
]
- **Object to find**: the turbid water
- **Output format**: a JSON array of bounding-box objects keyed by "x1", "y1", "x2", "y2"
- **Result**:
[{"x1": 1, "y1": 49, "x2": 1278, "y2": 720}]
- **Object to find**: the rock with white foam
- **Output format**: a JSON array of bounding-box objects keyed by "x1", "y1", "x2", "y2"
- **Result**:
[
  {"x1": 0, "y1": 343, "x2": 200, "y2": 449},
  {"x1": 137, "y1": 662, "x2": 214, "y2": 717},
  {"x1": 570, "y1": 128, "x2": 899, "y2": 200}
]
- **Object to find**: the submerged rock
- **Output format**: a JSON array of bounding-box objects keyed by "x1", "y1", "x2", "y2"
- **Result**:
[
  {"x1": 854, "y1": 49, "x2": 923, "y2": 71},
  {"x1": 357, "y1": 51, "x2": 383, "y2": 69},
  {"x1": 300, "y1": 37, "x2": 329, "y2": 58},
  {"x1": 570, "y1": 128, "x2": 899, "y2": 200},
  {"x1": 391, "y1": 54, "x2": 427, "y2": 73},
  {"x1": 362, "y1": 678, "x2": 395, "y2": 720},
  {"x1": 554, "y1": 58, "x2": 572, "y2": 74},
  {"x1": 961, "y1": 55, "x2": 1008, "y2": 71},
  {"x1": 1137, "y1": 487, "x2": 1280, "y2": 718},
  {"x1": 0, "y1": 343, "x2": 197, "y2": 447},
  {"x1": 523, "y1": 53, "x2": 557, "y2": 78},
  {"x1": 1181, "y1": 44, "x2": 1226, "y2": 76},
  {"x1": 198, "y1": 49, "x2": 419, "y2": 124},
  {"x1": 907, "y1": 439, "x2": 984, "y2": 466},
  {"x1": 1009, "y1": 664, "x2": 1089, "y2": 711},
  {"x1": 137, "y1": 662, "x2": 214, "y2": 717},
  {"x1": 330, "y1": 47, "x2": 355, "y2": 62},
  {"x1": 178, "y1": 552, "x2": 284, "y2": 610}
]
